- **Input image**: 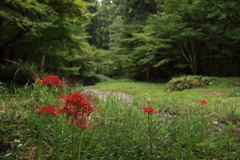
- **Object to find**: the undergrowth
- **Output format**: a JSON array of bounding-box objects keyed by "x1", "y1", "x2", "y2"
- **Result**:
[{"x1": 1, "y1": 76, "x2": 240, "y2": 159}]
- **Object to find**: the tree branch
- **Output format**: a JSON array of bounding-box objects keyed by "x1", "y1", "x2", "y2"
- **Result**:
[
  {"x1": 5, "y1": 37, "x2": 65, "y2": 50},
  {"x1": 0, "y1": 29, "x2": 29, "y2": 51}
]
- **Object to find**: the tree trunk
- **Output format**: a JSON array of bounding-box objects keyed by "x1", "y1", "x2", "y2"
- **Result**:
[{"x1": 40, "y1": 55, "x2": 45, "y2": 73}]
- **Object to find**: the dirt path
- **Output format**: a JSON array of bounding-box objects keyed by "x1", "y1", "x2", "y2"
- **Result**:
[{"x1": 82, "y1": 86, "x2": 132, "y2": 103}]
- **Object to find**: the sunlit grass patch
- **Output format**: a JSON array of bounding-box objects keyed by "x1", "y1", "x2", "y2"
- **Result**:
[{"x1": 94, "y1": 77, "x2": 240, "y2": 123}]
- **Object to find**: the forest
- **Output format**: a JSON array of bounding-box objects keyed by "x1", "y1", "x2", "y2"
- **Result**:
[
  {"x1": 1, "y1": 0, "x2": 240, "y2": 83},
  {"x1": 2, "y1": 1, "x2": 240, "y2": 159}
]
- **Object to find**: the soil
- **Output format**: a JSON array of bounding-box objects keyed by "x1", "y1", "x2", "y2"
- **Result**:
[{"x1": 0, "y1": 140, "x2": 11, "y2": 158}]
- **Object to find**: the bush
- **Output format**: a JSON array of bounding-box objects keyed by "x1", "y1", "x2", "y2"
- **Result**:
[{"x1": 168, "y1": 76, "x2": 216, "y2": 91}]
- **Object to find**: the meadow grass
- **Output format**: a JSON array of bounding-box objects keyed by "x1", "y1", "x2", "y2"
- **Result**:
[
  {"x1": 93, "y1": 77, "x2": 240, "y2": 124},
  {"x1": 1, "y1": 76, "x2": 240, "y2": 159}
]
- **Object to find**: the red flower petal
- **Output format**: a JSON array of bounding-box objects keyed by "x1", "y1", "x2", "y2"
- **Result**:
[
  {"x1": 199, "y1": 100, "x2": 208, "y2": 105},
  {"x1": 33, "y1": 75, "x2": 66, "y2": 88},
  {"x1": 141, "y1": 107, "x2": 158, "y2": 115},
  {"x1": 59, "y1": 92, "x2": 95, "y2": 119},
  {"x1": 36, "y1": 105, "x2": 58, "y2": 116}
]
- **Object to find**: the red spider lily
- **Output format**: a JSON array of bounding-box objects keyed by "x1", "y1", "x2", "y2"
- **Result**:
[
  {"x1": 32, "y1": 75, "x2": 64, "y2": 88},
  {"x1": 141, "y1": 107, "x2": 158, "y2": 115},
  {"x1": 59, "y1": 92, "x2": 94, "y2": 119},
  {"x1": 36, "y1": 105, "x2": 58, "y2": 116},
  {"x1": 199, "y1": 100, "x2": 208, "y2": 105},
  {"x1": 59, "y1": 106, "x2": 94, "y2": 118},
  {"x1": 59, "y1": 92, "x2": 94, "y2": 131},
  {"x1": 69, "y1": 118, "x2": 91, "y2": 131},
  {"x1": 59, "y1": 92, "x2": 92, "y2": 108}
]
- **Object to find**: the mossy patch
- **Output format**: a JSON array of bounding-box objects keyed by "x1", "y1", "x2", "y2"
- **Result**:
[{"x1": 167, "y1": 76, "x2": 217, "y2": 91}]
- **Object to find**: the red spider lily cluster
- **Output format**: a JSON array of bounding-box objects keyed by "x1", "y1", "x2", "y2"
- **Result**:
[
  {"x1": 59, "y1": 92, "x2": 95, "y2": 131},
  {"x1": 71, "y1": 118, "x2": 90, "y2": 131},
  {"x1": 59, "y1": 92, "x2": 94, "y2": 117},
  {"x1": 141, "y1": 107, "x2": 158, "y2": 115},
  {"x1": 36, "y1": 105, "x2": 58, "y2": 116},
  {"x1": 199, "y1": 100, "x2": 208, "y2": 105},
  {"x1": 34, "y1": 75, "x2": 95, "y2": 131},
  {"x1": 33, "y1": 75, "x2": 66, "y2": 88}
]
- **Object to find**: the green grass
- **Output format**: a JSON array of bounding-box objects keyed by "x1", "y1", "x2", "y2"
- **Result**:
[
  {"x1": 1, "y1": 76, "x2": 240, "y2": 159},
  {"x1": 93, "y1": 77, "x2": 240, "y2": 123}
]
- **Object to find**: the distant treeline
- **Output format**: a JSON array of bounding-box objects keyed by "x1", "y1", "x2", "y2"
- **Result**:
[{"x1": 1, "y1": 0, "x2": 240, "y2": 83}]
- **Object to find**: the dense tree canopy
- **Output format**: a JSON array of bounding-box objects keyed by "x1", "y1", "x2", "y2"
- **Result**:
[
  {"x1": 1, "y1": 0, "x2": 240, "y2": 83},
  {"x1": 93, "y1": 0, "x2": 240, "y2": 80},
  {"x1": 0, "y1": 0, "x2": 95, "y2": 83}
]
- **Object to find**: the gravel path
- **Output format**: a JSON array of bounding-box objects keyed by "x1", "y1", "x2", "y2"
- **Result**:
[{"x1": 82, "y1": 86, "x2": 132, "y2": 103}]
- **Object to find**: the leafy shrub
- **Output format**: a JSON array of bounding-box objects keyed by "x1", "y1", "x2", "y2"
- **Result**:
[
  {"x1": 0, "y1": 82, "x2": 7, "y2": 94},
  {"x1": 168, "y1": 76, "x2": 216, "y2": 91}
]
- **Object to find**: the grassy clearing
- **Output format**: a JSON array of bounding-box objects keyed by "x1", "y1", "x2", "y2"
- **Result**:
[
  {"x1": 93, "y1": 77, "x2": 240, "y2": 124},
  {"x1": 1, "y1": 76, "x2": 240, "y2": 159}
]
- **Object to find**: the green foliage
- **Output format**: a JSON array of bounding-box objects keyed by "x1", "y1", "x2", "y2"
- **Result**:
[
  {"x1": 0, "y1": 82, "x2": 7, "y2": 94},
  {"x1": 109, "y1": 15, "x2": 124, "y2": 48},
  {"x1": 85, "y1": 1, "x2": 101, "y2": 47},
  {"x1": 2, "y1": 79, "x2": 240, "y2": 159},
  {"x1": 94, "y1": 0, "x2": 123, "y2": 49},
  {"x1": 93, "y1": 77, "x2": 240, "y2": 120},
  {"x1": 0, "y1": 0, "x2": 95, "y2": 82},
  {"x1": 168, "y1": 76, "x2": 217, "y2": 91},
  {"x1": 94, "y1": 0, "x2": 240, "y2": 79}
]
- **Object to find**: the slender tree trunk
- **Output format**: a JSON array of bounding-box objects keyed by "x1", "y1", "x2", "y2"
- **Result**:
[
  {"x1": 0, "y1": 49, "x2": 5, "y2": 64},
  {"x1": 149, "y1": 0, "x2": 157, "y2": 14},
  {"x1": 180, "y1": 39, "x2": 201, "y2": 75},
  {"x1": 40, "y1": 55, "x2": 45, "y2": 73}
]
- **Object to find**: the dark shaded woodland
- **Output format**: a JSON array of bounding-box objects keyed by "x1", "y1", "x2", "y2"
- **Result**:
[{"x1": 1, "y1": 0, "x2": 240, "y2": 83}]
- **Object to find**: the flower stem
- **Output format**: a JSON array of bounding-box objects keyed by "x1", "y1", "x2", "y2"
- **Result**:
[
  {"x1": 72, "y1": 120, "x2": 75, "y2": 159},
  {"x1": 201, "y1": 105, "x2": 204, "y2": 139},
  {"x1": 60, "y1": 135, "x2": 71, "y2": 160},
  {"x1": 71, "y1": 106, "x2": 76, "y2": 159},
  {"x1": 78, "y1": 131, "x2": 83, "y2": 160},
  {"x1": 148, "y1": 114, "x2": 153, "y2": 160},
  {"x1": 34, "y1": 116, "x2": 45, "y2": 160}
]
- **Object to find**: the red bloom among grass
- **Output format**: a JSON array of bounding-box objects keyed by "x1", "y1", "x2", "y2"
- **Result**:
[
  {"x1": 70, "y1": 118, "x2": 91, "y2": 131},
  {"x1": 199, "y1": 100, "x2": 208, "y2": 105},
  {"x1": 36, "y1": 105, "x2": 58, "y2": 116},
  {"x1": 59, "y1": 92, "x2": 94, "y2": 118},
  {"x1": 33, "y1": 75, "x2": 64, "y2": 88},
  {"x1": 35, "y1": 90, "x2": 95, "y2": 131},
  {"x1": 141, "y1": 107, "x2": 158, "y2": 115},
  {"x1": 59, "y1": 92, "x2": 94, "y2": 130},
  {"x1": 59, "y1": 92, "x2": 92, "y2": 108}
]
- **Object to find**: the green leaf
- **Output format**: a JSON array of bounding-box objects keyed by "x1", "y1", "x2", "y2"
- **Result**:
[
  {"x1": 153, "y1": 58, "x2": 172, "y2": 68},
  {"x1": 225, "y1": 124, "x2": 234, "y2": 130}
]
